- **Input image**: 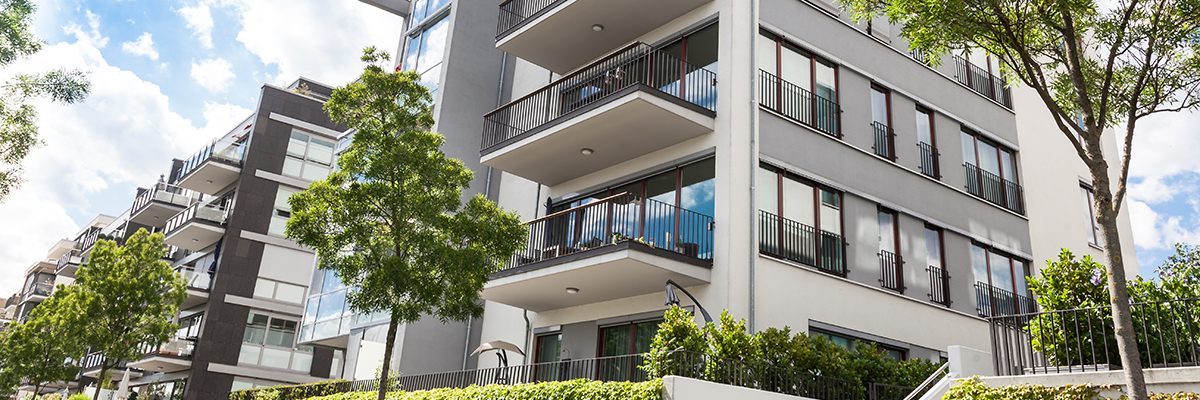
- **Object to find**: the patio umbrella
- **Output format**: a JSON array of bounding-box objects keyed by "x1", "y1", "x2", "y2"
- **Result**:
[
  {"x1": 471, "y1": 340, "x2": 525, "y2": 370},
  {"x1": 115, "y1": 370, "x2": 131, "y2": 400}
]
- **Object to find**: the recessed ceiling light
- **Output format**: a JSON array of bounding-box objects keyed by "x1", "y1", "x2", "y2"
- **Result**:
[
  {"x1": 566, "y1": 287, "x2": 580, "y2": 294},
  {"x1": 206, "y1": 180, "x2": 214, "y2": 184},
  {"x1": 592, "y1": 24, "x2": 604, "y2": 32},
  {"x1": 192, "y1": 239, "x2": 199, "y2": 242},
  {"x1": 581, "y1": 148, "x2": 594, "y2": 155}
]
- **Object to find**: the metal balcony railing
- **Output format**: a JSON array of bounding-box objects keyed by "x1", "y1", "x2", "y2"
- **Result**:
[
  {"x1": 496, "y1": 0, "x2": 562, "y2": 38},
  {"x1": 164, "y1": 201, "x2": 230, "y2": 236},
  {"x1": 140, "y1": 337, "x2": 196, "y2": 359},
  {"x1": 758, "y1": 211, "x2": 846, "y2": 276},
  {"x1": 176, "y1": 266, "x2": 213, "y2": 291},
  {"x1": 173, "y1": 138, "x2": 246, "y2": 184},
  {"x1": 501, "y1": 193, "x2": 714, "y2": 273},
  {"x1": 56, "y1": 249, "x2": 82, "y2": 273},
  {"x1": 78, "y1": 226, "x2": 103, "y2": 253},
  {"x1": 974, "y1": 281, "x2": 1035, "y2": 318},
  {"x1": 927, "y1": 265, "x2": 951, "y2": 306},
  {"x1": 963, "y1": 163, "x2": 1024, "y2": 214},
  {"x1": 952, "y1": 56, "x2": 1012, "y2": 108},
  {"x1": 482, "y1": 42, "x2": 717, "y2": 152},
  {"x1": 878, "y1": 250, "x2": 904, "y2": 293},
  {"x1": 917, "y1": 142, "x2": 940, "y2": 179},
  {"x1": 758, "y1": 70, "x2": 841, "y2": 138},
  {"x1": 132, "y1": 182, "x2": 198, "y2": 216},
  {"x1": 23, "y1": 282, "x2": 52, "y2": 300},
  {"x1": 871, "y1": 122, "x2": 895, "y2": 161}
]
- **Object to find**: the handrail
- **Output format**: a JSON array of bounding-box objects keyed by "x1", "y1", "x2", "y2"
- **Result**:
[
  {"x1": 523, "y1": 193, "x2": 629, "y2": 225},
  {"x1": 903, "y1": 362, "x2": 948, "y2": 400},
  {"x1": 174, "y1": 138, "x2": 247, "y2": 184},
  {"x1": 485, "y1": 42, "x2": 646, "y2": 118},
  {"x1": 164, "y1": 200, "x2": 230, "y2": 236},
  {"x1": 133, "y1": 182, "x2": 198, "y2": 215}
]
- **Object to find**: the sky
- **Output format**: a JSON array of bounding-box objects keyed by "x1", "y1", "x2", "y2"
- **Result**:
[
  {"x1": 0, "y1": 1, "x2": 1197, "y2": 297},
  {"x1": 0, "y1": 0, "x2": 402, "y2": 295}
]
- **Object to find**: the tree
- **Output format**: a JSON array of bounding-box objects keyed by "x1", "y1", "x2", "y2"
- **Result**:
[
  {"x1": 0, "y1": 0, "x2": 91, "y2": 202},
  {"x1": 0, "y1": 291, "x2": 87, "y2": 397},
  {"x1": 285, "y1": 47, "x2": 526, "y2": 400},
  {"x1": 64, "y1": 229, "x2": 187, "y2": 400},
  {"x1": 839, "y1": 0, "x2": 1200, "y2": 397}
]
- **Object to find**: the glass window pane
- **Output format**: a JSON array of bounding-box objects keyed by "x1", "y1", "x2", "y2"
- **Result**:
[
  {"x1": 231, "y1": 380, "x2": 253, "y2": 392},
  {"x1": 238, "y1": 344, "x2": 261, "y2": 365},
  {"x1": 989, "y1": 252, "x2": 1014, "y2": 292},
  {"x1": 916, "y1": 109, "x2": 933, "y2": 144},
  {"x1": 680, "y1": 159, "x2": 715, "y2": 216},
  {"x1": 276, "y1": 283, "x2": 305, "y2": 304},
  {"x1": 275, "y1": 188, "x2": 295, "y2": 213},
  {"x1": 1000, "y1": 150, "x2": 1016, "y2": 182},
  {"x1": 322, "y1": 269, "x2": 344, "y2": 293},
  {"x1": 971, "y1": 245, "x2": 989, "y2": 284},
  {"x1": 781, "y1": 44, "x2": 811, "y2": 91},
  {"x1": 600, "y1": 325, "x2": 632, "y2": 356},
  {"x1": 536, "y1": 334, "x2": 561, "y2": 363},
  {"x1": 282, "y1": 158, "x2": 303, "y2": 177},
  {"x1": 820, "y1": 201, "x2": 841, "y2": 235},
  {"x1": 924, "y1": 228, "x2": 942, "y2": 268},
  {"x1": 308, "y1": 139, "x2": 335, "y2": 166},
  {"x1": 758, "y1": 33, "x2": 778, "y2": 75},
  {"x1": 301, "y1": 164, "x2": 331, "y2": 181},
  {"x1": 961, "y1": 131, "x2": 977, "y2": 166},
  {"x1": 410, "y1": 0, "x2": 429, "y2": 23},
  {"x1": 1081, "y1": 187, "x2": 1097, "y2": 245},
  {"x1": 291, "y1": 352, "x2": 313, "y2": 372},
  {"x1": 686, "y1": 24, "x2": 719, "y2": 73},
  {"x1": 815, "y1": 59, "x2": 837, "y2": 100},
  {"x1": 269, "y1": 217, "x2": 288, "y2": 237},
  {"x1": 782, "y1": 176, "x2": 815, "y2": 226},
  {"x1": 314, "y1": 320, "x2": 339, "y2": 340},
  {"x1": 871, "y1": 88, "x2": 888, "y2": 125},
  {"x1": 978, "y1": 141, "x2": 1000, "y2": 175},
  {"x1": 287, "y1": 131, "x2": 309, "y2": 159},
  {"x1": 417, "y1": 17, "x2": 449, "y2": 75},
  {"x1": 260, "y1": 348, "x2": 292, "y2": 369},
  {"x1": 757, "y1": 166, "x2": 778, "y2": 213},
  {"x1": 633, "y1": 321, "x2": 661, "y2": 353},
  {"x1": 1014, "y1": 260, "x2": 1028, "y2": 294},
  {"x1": 253, "y1": 279, "x2": 275, "y2": 299},
  {"x1": 317, "y1": 290, "x2": 346, "y2": 321},
  {"x1": 403, "y1": 35, "x2": 421, "y2": 72},
  {"x1": 878, "y1": 211, "x2": 895, "y2": 253}
]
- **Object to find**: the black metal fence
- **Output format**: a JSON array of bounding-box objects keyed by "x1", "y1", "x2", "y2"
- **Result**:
[
  {"x1": 500, "y1": 193, "x2": 714, "y2": 273},
  {"x1": 871, "y1": 122, "x2": 895, "y2": 161},
  {"x1": 975, "y1": 282, "x2": 1036, "y2": 318},
  {"x1": 990, "y1": 297, "x2": 1200, "y2": 376},
  {"x1": 174, "y1": 138, "x2": 245, "y2": 185},
  {"x1": 878, "y1": 250, "x2": 904, "y2": 293},
  {"x1": 495, "y1": 0, "x2": 562, "y2": 38},
  {"x1": 759, "y1": 210, "x2": 846, "y2": 276},
  {"x1": 952, "y1": 56, "x2": 1012, "y2": 108},
  {"x1": 918, "y1": 142, "x2": 940, "y2": 179},
  {"x1": 759, "y1": 70, "x2": 841, "y2": 137},
  {"x1": 964, "y1": 163, "x2": 1024, "y2": 214},
  {"x1": 927, "y1": 265, "x2": 951, "y2": 307},
  {"x1": 482, "y1": 42, "x2": 717, "y2": 151}
]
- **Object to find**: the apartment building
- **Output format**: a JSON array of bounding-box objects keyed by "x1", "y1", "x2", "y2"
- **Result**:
[{"x1": 329, "y1": 0, "x2": 1139, "y2": 381}]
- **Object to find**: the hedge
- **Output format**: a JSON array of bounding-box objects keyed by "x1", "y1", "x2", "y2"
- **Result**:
[
  {"x1": 230, "y1": 380, "x2": 351, "y2": 400},
  {"x1": 946, "y1": 378, "x2": 1200, "y2": 400},
  {"x1": 301, "y1": 379, "x2": 662, "y2": 400}
]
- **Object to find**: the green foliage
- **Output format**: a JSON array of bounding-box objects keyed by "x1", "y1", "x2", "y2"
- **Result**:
[
  {"x1": 946, "y1": 378, "x2": 1200, "y2": 400},
  {"x1": 229, "y1": 380, "x2": 351, "y2": 400},
  {"x1": 300, "y1": 379, "x2": 662, "y2": 400},
  {"x1": 0, "y1": 0, "x2": 90, "y2": 202},
  {"x1": 67, "y1": 394, "x2": 90, "y2": 400},
  {"x1": 42, "y1": 394, "x2": 62, "y2": 400},
  {"x1": 0, "y1": 285, "x2": 88, "y2": 394}
]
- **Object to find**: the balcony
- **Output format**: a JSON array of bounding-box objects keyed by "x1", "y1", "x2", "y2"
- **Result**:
[
  {"x1": 78, "y1": 226, "x2": 102, "y2": 255},
  {"x1": 927, "y1": 265, "x2": 951, "y2": 306},
  {"x1": 952, "y1": 56, "x2": 1012, "y2": 108},
  {"x1": 163, "y1": 201, "x2": 229, "y2": 252},
  {"x1": 758, "y1": 70, "x2": 840, "y2": 137},
  {"x1": 177, "y1": 266, "x2": 212, "y2": 309},
  {"x1": 871, "y1": 122, "x2": 895, "y2": 161},
  {"x1": 481, "y1": 43, "x2": 716, "y2": 186},
  {"x1": 128, "y1": 337, "x2": 195, "y2": 374},
  {"x1": 173, "y1": 138, "x2": 246, "y2": 195},
  {"x1": 917, "y1": 142, "x2": 940, "y2": 179},
  {"x1": 974, "y1": 281, "x2": 1035, "y2": 318},
  {"x1": 80, "y1": 352, "x2": 143, "y2": 379},
  {"x1": 758, "y1": 211, "x2": 846, "y2": 276},
  {"x1": 878, "y1": 250, "x2": 904, "y2": 293},
  {"x1": 130, "y1": 183, "x2": 199, "y2": 227},
  {"x1": 46, "y1": 239, "x2": 79, "y2": 261},
  {"x1": 56, "y1": 250, "x2": 82, "y2": 278},
  {"x1": 963, "y1": 163, "x2": 1024, "y2": 214},
  {"x1": 21, "y1": 281, "x2": 52, "y2": 303},
  {"x1": 495, "y1": 0, "x2": 712, "y2": 74},
  {"x1": 481, "y1": 193, "x2": 713, "y2": 312}
]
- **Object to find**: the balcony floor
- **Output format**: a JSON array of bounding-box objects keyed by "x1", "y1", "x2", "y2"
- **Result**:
[
  {"x1": 128, "y1": 356, "x2": 191, "y2": 374},
  {"x1": 482, "y1": 241, "x2": 711, "y2": 312}
]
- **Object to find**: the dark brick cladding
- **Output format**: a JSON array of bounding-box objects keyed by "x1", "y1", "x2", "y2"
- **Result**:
[{"x1": 185, "y1": 85, "x2": 344, "y2": 400}]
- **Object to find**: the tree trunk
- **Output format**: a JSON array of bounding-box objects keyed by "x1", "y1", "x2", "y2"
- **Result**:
[
  {"x1": 376, "y1": 314, "x2": 400, "y2": 400},
  {"x1": 92, "y1": 362, "x2": 110, "y2": 400},
  {"x1": 33, "y1": 381, "x2": 43, "y2": 399},
  {"x1": 1092, "y1": 173, "x2": 1148, "y2": 400}
]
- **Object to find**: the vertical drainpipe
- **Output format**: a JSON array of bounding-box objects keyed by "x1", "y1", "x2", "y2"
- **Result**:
[{"x1": 747, "y1": 0, "x2": 759, "y2": 333}]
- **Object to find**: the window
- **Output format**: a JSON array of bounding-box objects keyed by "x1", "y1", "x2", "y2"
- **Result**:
[
  {"x1": 758, "y1": 164, "x2": 845, "y2": 275},
  {"x1": 972, "y1": 244, "x2": 1033, "y2": 317},
  {"x1": 916, "y1": 107, "x2": 939, "y2": 178},
  {"x1": 533, "y1": 333, "x2": 562, "y2": 381},
  {"x1": 961, "y1": 129, "x2": 1023, "y2": 213},
  {"x1": 240, "y1": 313, "x2": 313, "y2": 372},
  {"x1": 871, "y1": 86, "x2": 894, "y2": 160},
  {"x1": 403, "y1": 13, "x2": 449, "y2": 100},
  {"x1": 269, "y1": 187, "x2": 297, "y2": 236},
  {"x1": 254, "y1": 279, "x2": 306, "y2": 304},
  {"x1": 810, "y1": 329, "x2": 906, "y2": 361},
  {"x1": 925, "y1": 226, "x2": 950, "y2": 306},
  {"x1": 409, "y1": 0, "x2": 449, "y2": 23},
  {"x1": 660, "y1": 23, "x2": 719, "y2": 107},
  {"x1": 284, "y1": 130, "x2": 335, "y2": 181},
  {"x1": 758, "y1": 31, "x2": 839, "y2": 136},
  {"x1": 177, "y1": 313, "x2": 203, "y2": 338},
  {"x1": 300, "y1": 269, "x2": 353, "y2": 344},
  {"x1": 1081, "y1": 185, "x2": 1102, "y2": 246},
  {"x1": 878, "y1": 208, "x2": 902, "y2": 292},
  {"x1": 598, "y1": 320, "x2": 661, "y2": 381}
]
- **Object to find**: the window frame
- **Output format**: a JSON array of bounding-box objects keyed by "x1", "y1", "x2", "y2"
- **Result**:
[
  {"x1": 961, "y1": 129, "x2": 1019, "y2": 184},
  {"x1": 972, "y1": 244, "x2": 1029, "y2": 295},
  {"x1": 870, "y1": 84, "x2": 895, "y2": 160},
  {"x1": 759, "y1": 30, "x2": 842, "y2": 134},
  {"x1": 239, "y1": 312, "x2": 314, "y2": 372},
  {"x1": 760, "y1": 164, "x2": 845, "y2": 240},
  {"x1": 1080, "y1": 184, "x2": 1102, "y2": 247}
]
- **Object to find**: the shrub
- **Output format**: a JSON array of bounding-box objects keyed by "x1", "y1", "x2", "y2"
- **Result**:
[
  {"x1": 302, "y1": 379, "x2": 661, "y2": 400},
  {"x1": 67, "y1": 394, "x2": 90, "y2": 400},
  {"x1": 42, "y1": 394, "x2": 62, "y2": 400},
  {"x1": 230, "y1": 380, "x2": 350, "y2": 400},
  {"x1": 945, "y1": 377, "x2": 1200, "y2": 400}
]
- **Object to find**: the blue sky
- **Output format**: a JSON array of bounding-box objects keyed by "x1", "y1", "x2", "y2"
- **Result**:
[{"x1": 0, "y1": 0, "x2": 402, "y2": 294}]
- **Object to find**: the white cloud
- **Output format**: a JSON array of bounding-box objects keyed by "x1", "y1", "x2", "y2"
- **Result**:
[
  {"x1": 218, "y1": 0, "x2": 402, "y2": 85},
  {"x1": 121, "y1": 32, "x2": 159, "y2": 60},
  {"x1": 1128, "y1": 199, "x2": 1200, "y2": 251},
  {"x1": 62, "y1": 10, "x2": 109, "y2": 48},
  {"x1": 176, "y1": 3, "x2": 214, "y2": 49},
  {"x1": 0, "y1": 35, "x2": 250, "y2": 296},
  {"x1": 190, "y1": 58, "x2": 235, "y2": 92}
]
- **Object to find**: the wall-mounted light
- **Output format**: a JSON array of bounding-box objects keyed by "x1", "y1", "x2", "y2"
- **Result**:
[
  {"x1": 581, "y1": 148, "x2": 594, "y2": 155},
  {"x1": 566, "y1": 287, "x2": 580, "y2": 294},
  {"x1": 592, "y1": 24, "x2": 604, "y2": 32}
]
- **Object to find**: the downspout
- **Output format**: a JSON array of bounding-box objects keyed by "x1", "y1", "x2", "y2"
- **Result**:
[{"x1": 747, "y1": 0, "x2": 759, "y2": 333}]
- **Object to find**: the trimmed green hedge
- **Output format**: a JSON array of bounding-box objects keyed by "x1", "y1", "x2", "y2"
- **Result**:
[
  {"x1": 303, "y1": 379, "x2": 661, "y2": 400},
  {"x1": 230, "y1": 380, "x2": 350, "y2": 400},
  {"x1": 947, "y1": 378, "x2": 1200, "y2": 400}
]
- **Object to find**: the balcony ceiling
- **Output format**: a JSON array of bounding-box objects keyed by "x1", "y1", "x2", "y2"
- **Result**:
[
  {"x1": 482, "y1": 89, "x2": 714, "y2": 186},
  {"x1": 481, "y1": 243, "x2": 710, "y2": 312},
  {"x1": 46, "y1": 239, "x2": 78, "y2": 260},
  {"x1": 177, "y1": 162, "x2": 240, "y2": 195},
  {"x1": 497, "y1": 0, "x2": 711, "y2": 74},
  {"x1": 164, "y1": 223, "x2": 224, "y2": 252},
  {"x1": 56, "y1": 263, "x2": 79, "y2": 279},
  {"x1": 181, "y1": 289, "x2": 209, "y2": 309},
  {"x1": 82, "y1": 367, "x2": 142, "y2": 380},
  {"x1": 127, "y1": 356, "x2": 191, "y2": 374},
  {"x1": 130, "y1": 202, "x2": 186, "y2": 227}
]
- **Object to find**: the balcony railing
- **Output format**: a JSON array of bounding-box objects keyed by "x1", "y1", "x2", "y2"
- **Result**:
[
  {"x1": 132, "y1": 183, "x2": 197, "y2": 215},
  {"x1": 174, "y1": 138, "x2": 246, "y2": 184},
  {"x1": 759, "y1": 70, "x2": 840, "y2": 138},
  {"x1": 871, "y1": 122, "x2": 895, "y2": 161},
  {"x1": 974, "y1": 281, "x2": 1035, "y2": 318},
  {"x1": 140, "y1": 337, "x2": 196, "y2": 359},
  {"x1": 164, "y1": 201, "x2": 230, "y2": 236},
  {"x1": 952, "y1": 56, "x2": 1012, "y2": 108},
  {"x1": 81, "y1": 352, "x2": 132, "y2": 371},
  {"x1": 963, "y1": 163, "x2": 1024, "y2": 214},
  {"x1": 482, "y1": 42, "x2": 717, "y2": 152},
  {"x1": 496, "y1": 0, "x2": 561, "y2": 38},
  {"x1": 917, "y1": 142, "x2": 940, "y2": 179},
  {"x1": 56, "y1": 249, "x2": 81, "y2": 273},
  {"x1": 909, "y1": 48, "x2": 931, "y2": 66},
  {"x1": 78, "y1": 226, "x2": 103, "y2": 253},
  {"x1": 176, "y1": 266, "x2": 213, "y2": 291},
  {"x1": 927, "y1": 265, "x2": 951, "y2": 306},
  {"x1": 759, "y1": 210, "x2": 846, "y2": 276},
  {"x1": 501, "y1": 193, "x2": 714, "y2": 273},
  {"x1": 23, "y1": 282, "x2": 52, "y2": 300},
  {"x1": 878, "y1": 250, "x2": 904, "y2": 293}
]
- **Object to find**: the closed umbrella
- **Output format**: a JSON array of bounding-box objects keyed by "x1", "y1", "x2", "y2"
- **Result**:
[{"x1": 115, "y1": 370, "x2": 131, "y2": 400}]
